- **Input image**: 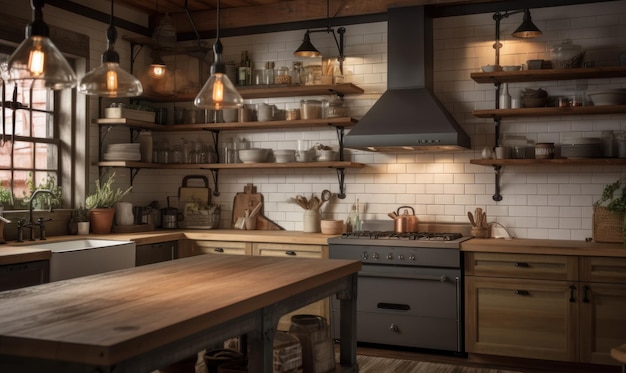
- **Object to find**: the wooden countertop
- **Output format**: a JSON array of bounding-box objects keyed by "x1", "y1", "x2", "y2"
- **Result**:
[
  {"x1": 0, "y1": 230, "x2": 336, "y2": 265},
  {"x1": 0, "y1": 255, "x2": 361, "y2": 371},
  {"x1": 461, "y1": 237, "x2": 626, "y2": 257}
]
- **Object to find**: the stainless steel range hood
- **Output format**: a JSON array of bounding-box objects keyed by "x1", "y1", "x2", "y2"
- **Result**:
[{"x1": 344, "y1": 6, "x2": 471, "y2": 152}]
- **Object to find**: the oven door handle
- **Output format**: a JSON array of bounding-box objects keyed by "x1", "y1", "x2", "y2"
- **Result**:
[{"x1": 360, "y1": 271, "x2": 448, "y2": 282}]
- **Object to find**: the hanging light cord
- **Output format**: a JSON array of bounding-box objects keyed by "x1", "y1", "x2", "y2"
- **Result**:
[{"x1": 102, "y1": 0, "x2": 120, "y2": 64}]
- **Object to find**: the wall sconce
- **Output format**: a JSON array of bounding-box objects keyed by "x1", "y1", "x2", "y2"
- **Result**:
[
  {"x1": 78, "y1": 0, "x2": 143, "y2": 97},
  {"x1": 493, "y1": 9, "x2": 542, "y2": 66},
  {"x1": 7, "y1": 0, "x2": 77, "y2": 90},
  {"x1": 293, "y1": 0, "x2": 346, "y2": 74},
  {"x1": 194, "y1": 0, "x2": 243, "y2": 110}
]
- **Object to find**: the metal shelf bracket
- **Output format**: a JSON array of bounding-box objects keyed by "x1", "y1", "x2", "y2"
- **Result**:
[{"x1": 492, "y1": 165, "x2": 503, "y2": 201}]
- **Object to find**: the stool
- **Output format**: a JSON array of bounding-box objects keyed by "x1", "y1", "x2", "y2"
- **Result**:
[{"x1": 611, "y1": 343, "x2": 626, "y2": 373}]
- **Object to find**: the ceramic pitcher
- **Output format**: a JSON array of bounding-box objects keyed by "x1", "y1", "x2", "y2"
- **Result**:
[{"x1": 257, "y1": 103, "x2": 276, "y2": 122}]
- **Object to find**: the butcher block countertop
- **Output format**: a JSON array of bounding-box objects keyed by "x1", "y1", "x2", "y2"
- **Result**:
[
  {"x1": 462, "y1": 237, "x2": 626, "y2": 257},
  {"x1": 0, "y1": 254, "x2": 361, "y2": 372}
]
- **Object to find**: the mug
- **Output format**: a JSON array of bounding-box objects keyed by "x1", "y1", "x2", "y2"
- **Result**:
[{"x1": 257, "y1": 103, "x2": 275, "y2": 122}]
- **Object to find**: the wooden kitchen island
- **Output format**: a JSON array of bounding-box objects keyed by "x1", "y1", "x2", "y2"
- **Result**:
[{"x1": 0, "y1": 254, "x2": 361, "y2": 373}]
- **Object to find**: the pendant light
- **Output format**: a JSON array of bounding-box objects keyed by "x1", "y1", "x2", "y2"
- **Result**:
[
  {"x1": 493, "y1": 8, "x2": 542, "y2": 67},
  {"x1": 148, "y1": 51, "x2": 167, "y2": 79},
  {"x1": 7, "y1": 0, "x2": 77, "y2": 90},
  {"x1": 194, "y1": 0, "x2": 243, "y2": 110},
  {"x1": 78, "y1": 0, "x2": 143, "y2": 97}
]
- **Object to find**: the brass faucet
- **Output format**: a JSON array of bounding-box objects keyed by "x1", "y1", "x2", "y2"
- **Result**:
[{"x1": 18, "y1": 189, "x2": 54, "y2": 242}]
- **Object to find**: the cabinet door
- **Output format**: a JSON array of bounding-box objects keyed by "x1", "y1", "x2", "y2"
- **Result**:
[
  {"x1": 579, "y1": 282, "x2": 626, "y2": 365},
  {"x1": 253, "y1": 242, "x2": 329, "y2": 331},
  {"x1": 135, "y1": 241, "x2": 178, "y2": 266},
  {"x1": 465, "y1": 252, "x2": 577, "y2": 281},
  {"x1": 465, "y1": 276, "x2": 578, "y2": 361},
  {"x1": 190, "y1": 240, "x2": 252, "y2": 256},
  {"x1": 580, "y1": 256, "x2": 626, "y2": 283},
  {"x1": 0, "y1": 260, "x2": 49, "y2": 291}
]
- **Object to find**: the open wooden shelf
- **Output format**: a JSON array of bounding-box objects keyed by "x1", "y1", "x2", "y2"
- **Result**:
[
  {"x1": 470, "y1": 66, "x2": 626, "y2": 84},
  {"x1": 94, "y1": 160, "x2": 365, "y2": 169},
  {"x1": 472, "y1": 105, "x2": 626, "y2": 118},
  {"x1": 93, "y1": 117, "x2": 358, "y2": 131},
  {"x1": 470, "y1": 158, "x2": 626, "y2": 166}
]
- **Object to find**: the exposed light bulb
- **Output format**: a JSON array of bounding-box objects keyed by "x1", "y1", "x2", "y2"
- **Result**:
[
  {"x1": 148, "y1": 64, "x2": 166, "y2": 79},
  {"x1": 213, "y1": 76, "x2": 224, "y2": 103},
  {"x1": 106, "y1": 69, "x2": 118, "y2": 91},
  {"x1": 28, "y1": 48, "x2": 45, "y2": 77}
]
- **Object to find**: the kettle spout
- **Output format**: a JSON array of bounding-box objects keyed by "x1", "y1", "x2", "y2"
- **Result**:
[{"x1": 387, "y1": 212, "x2": 398, "y2": 220}]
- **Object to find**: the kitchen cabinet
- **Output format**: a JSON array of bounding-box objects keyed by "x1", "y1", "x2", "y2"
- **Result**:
[
  {"x1": 253, "y1": 242, "x2": 329, "y2": 331},
  {"x1": 93, "y1": 84, "x2": 365, "y2": 199},
  {"x1": 469, "y1": 66, "x2": 626, "y2": 201},
  {"x1": 135, "y1": 241, "x2": 179, "y2": 266},
  {"x1": 0, "y1": 260, "x2": 49, "y2": 291},
  {"x1": 181, "y1": 238, "x2": 329, "y2": 331},
  {"x1": 465, "y1": 252, "x2": 626, "y2": 366}
]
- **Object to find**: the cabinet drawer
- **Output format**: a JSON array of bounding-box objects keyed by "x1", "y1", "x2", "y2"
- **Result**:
[
  {"x1": 465, "y1": 252, "x2": 577, "y2": 281},
  {"x1": 253, "y1": 243, "x2": 327, "y2": 258},
  {"x1": 580, "y1": 256, "x2": 626, "y2": 283},
  {"x1": 192, "y1": 240, "x2": 252, "y2": 256}
]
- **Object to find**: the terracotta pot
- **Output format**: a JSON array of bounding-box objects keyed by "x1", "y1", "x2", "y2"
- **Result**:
[{"x1": 90, "y1": 208, "x2": 115, "y2": 234}]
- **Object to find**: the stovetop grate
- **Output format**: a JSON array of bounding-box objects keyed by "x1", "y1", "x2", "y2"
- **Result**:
[{"x1": 339, "y1": 231, "x2": 463, "y2": 241}]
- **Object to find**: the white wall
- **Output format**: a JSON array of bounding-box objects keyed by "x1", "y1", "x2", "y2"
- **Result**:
[{"x1": 4, "y1": 1, "x2": 626, "y2": 240}]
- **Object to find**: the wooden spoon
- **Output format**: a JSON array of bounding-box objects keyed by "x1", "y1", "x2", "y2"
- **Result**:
[{"x1": 467, "y1": 211, "x2": 476, "y2": 226}]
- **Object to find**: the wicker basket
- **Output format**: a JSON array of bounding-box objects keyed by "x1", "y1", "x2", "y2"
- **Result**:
[{"x1": 593, "y1": 207, "x2": 625, "y2": 243}]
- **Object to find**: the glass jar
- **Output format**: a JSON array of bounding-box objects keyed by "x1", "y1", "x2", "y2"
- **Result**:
[
  {"x1": 275, "y1": 66, "x2": 291, "y2": 84},
  {"x1": 551, "y1": 39, "x2": 585, "y2": 69}
]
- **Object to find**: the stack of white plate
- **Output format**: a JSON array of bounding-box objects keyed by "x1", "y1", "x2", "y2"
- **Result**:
[
  {"x1": 560, "y1": 137, "x2": 602, "y2": 158},
  {"x1": 103, "y1": 143, "x2": 141, "y2": 161}
]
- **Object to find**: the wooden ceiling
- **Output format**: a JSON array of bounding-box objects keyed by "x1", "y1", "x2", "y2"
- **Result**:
[{"x1": 113, "y1": 0, "x2": 479, "y2": 36}]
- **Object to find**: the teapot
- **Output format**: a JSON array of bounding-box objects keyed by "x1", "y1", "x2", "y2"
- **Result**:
[{"x1": 387, "y1": 205, "x2": 419, "y2": 233}]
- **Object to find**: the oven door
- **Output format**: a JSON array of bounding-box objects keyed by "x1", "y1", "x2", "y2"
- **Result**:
[{"x1": 331, "y1": 264, "x2": 463, "y2": 352}]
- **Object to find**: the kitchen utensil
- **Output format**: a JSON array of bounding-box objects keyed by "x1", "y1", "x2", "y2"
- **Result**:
[
  {"x1": 467, "y1": 211, "x2": 476, "y2": 226},
  {"x1": 389, "y1": 205, "x2": 419, "y2": 233},
  {"x1": 320, "y1": 189, "x2": 331, "y2": 208}
]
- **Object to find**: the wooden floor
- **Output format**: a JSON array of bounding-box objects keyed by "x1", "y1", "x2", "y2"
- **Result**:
[{"x1": 352, "y1": 343, "x2": 622, "y2": 373}]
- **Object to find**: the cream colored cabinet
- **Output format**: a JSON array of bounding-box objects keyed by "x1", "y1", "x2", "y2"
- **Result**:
[
  {"x1": 466, "y1": 252, "x2": 626, "y2": 366},
  {"x1": 185, "y1": 240, "x2": 252, "y2": 256},
  {"x1": 253, "y1": 242, "x2": 329, "y2": 331}
]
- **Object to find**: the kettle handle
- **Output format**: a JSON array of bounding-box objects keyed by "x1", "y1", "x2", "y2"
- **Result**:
[{"x1": 396, "y1": 205, "x2": 415, "y2": 215}]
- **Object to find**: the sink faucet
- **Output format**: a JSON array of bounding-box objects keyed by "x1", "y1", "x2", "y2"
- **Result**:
[{"x1": 20, "y1": 189, "x2": 54, "y2": 241}]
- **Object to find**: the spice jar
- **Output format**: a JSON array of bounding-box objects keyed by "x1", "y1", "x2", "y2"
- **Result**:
[{"x1": 535, "y1": 143, "x2": 555, "y2": 159}]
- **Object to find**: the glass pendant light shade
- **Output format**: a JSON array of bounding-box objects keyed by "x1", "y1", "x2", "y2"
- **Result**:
[
  {"x1": 512, "y1": 9, "x2": 542, "y2": 38},
  {"x1": 78, "y1": 0, "x2": 142, "y2": 97},
  {"x1": 294, "y1": 32, "x2": 321, "y2": 57},
  {"x1": 7, "y1": 0, "x2": 77, "y2": 90},
  {"x1": 195, "y1": 71, "x2": 242, "y2": 110},
  {"x1": 78, "y1": 62, "x2": 143, "y2": 98}
]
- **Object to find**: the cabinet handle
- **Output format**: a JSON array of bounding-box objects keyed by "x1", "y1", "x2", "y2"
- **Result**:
[
  {"x1": 214, "y1": 248, "x2": 224, "y2": 253},
  {"x1": 285, "y1": 250, "x2": 297, "y2": 256},
  {"x1": 569, "y1": 285, "x2": 577, "y2": 303},
  {"x1": 514, "y1": 290, "x2": 530, "y2": 296},
  {"x1": 514, "y1": 262, "x2": 529, "y2": 268},
  {"x1": 583, "y1": 285, "x2": 591, "y2": 303}
]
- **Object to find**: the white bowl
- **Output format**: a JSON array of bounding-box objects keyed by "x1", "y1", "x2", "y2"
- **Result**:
[
  {"x1": 238, "y1": 148, "x2": 268, "y2": 163},
  {"x1": 481, "y1": 65, "x2": 501, "y2": 73},
  {"x1": 588, "y1": 89, "x2": 626, "y2": 106},
  {"x1": 273, "y1": 149, "x2": 295, "y2": 163},
  {"x1": 502, "y1": 65, "x2": 522, "y2": 72}
]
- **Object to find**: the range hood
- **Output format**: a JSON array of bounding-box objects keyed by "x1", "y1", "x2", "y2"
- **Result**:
[{"x1": 344, "y1": 6, "x2": 471, "y2": 152}]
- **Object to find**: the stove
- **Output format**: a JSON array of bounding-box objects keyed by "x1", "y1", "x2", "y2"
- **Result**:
[{"x1": 328, "y1": 221, "x2": 472, "y2": 353}]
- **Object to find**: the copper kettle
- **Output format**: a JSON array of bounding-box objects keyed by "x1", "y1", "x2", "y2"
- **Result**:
[{"x1": 388, "y1": 206, "x2": 419, "y2": 233}]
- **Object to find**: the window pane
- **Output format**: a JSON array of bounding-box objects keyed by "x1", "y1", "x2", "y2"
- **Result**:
[
  {"x1": 12, "y1": 170, "x2": 30, "y2": 201},
  {"x1": 12, "y1": 141, "x2": 34, "y2": 169},
  {"x1": 35, "y1": 143, "x2": 57, "y2": 169},
  {"x1": 0, "y1": 142, "x2": 12, "y2": 167}
]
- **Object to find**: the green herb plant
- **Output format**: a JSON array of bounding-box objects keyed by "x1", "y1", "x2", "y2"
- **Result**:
[
  {"x1": 23, "y1": 173, "x2": 63, "y2": 210},
  {"x1": 85, "y1": 173, "x2": 132, "y2": 209},
  {"x1": 594, "y1": 177, "x2": 626, "y2": 213}
]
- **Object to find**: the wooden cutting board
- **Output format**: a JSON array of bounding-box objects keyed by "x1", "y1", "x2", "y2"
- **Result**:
[{"x1": 232, "y1": 183, "x2": 283, "y2": 230}]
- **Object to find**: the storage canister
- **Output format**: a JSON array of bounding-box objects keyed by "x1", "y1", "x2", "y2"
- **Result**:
[
  {"x1": 300, "y1": 100, "x2": 322, "y2": 120},
  {"x1": 534, "y1": 143, "x2": 555, "y2": 159}
]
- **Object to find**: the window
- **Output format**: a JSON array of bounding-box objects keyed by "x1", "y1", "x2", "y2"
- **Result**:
[{"x1": 0, "y1": 52, "x2": 61, "y2": 209}]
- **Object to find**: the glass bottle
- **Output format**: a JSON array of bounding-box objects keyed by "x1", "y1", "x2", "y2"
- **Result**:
[
  {"x1": 264, "y1": 61, "x2": 275, "y2": 85},
  {"x1": 499, "y1": 83, "x2": 511, "y2": 109},
  {"x1": 238, "y1": 51, "x2": 251, "y2": 86}
]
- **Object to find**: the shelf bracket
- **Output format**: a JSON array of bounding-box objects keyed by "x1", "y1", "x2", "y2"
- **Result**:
[
  {"x1": 336, "y1": 168, "x2": 347, "y2": 199},
  {"x1": 206, "y1": 129, "x2": 220, "y2": 163},
  {"x1": 335, "y1": 126, "x2": 345, "y2": 161},
  {"x1": 492, "y1": 165, "x2": 503, "y2": 202},
  {"x1": 207, "y1": 168, "x2": 220, "y2": 197},
  {"x1": 129, "y1": 168, "x2": 141, "y2": 186}
]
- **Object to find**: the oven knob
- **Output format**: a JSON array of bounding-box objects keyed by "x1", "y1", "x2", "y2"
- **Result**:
[
  {"x1": 398, "y1": 254, "x2": 404, "y2": 260},
  {"x1": 372, "y1": 253, "x2": 379, "y2": 260},
  {"x1": 409, "y1": 255, "x2": 416, "y2": 261},
  {"x1": 390, "y1": 324, "x2": 399, "y2": 333},
  {"x1": 387, "y1": 253, "x2": 393, "y2": 260},
  {"x1": 361, "y1": 252, "x2": 368, "y2": 260}
]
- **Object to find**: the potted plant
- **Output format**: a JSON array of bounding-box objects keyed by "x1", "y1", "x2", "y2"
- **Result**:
[
  {"x1": 86, "y1": 173, "x2": 132, "y2": 234},
  {"x1": 592, "y1": 177, "x2": 626, "y2": 243},
  {"x1": 75, "y1": 205, "x2": 91, "y2": 235}
]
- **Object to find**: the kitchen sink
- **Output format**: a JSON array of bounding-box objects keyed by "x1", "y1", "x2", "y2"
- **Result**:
[{"x1": 28, "y1": 239, "x2": 136, "y2": 282}]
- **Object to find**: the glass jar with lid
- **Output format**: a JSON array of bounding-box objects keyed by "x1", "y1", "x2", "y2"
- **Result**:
[
  {"x1": 275, "y1": 66, "x2": 291, "y2": 84},
  {"x1": 551, "y1": 39, "x2": 585, "y2": 69}
]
